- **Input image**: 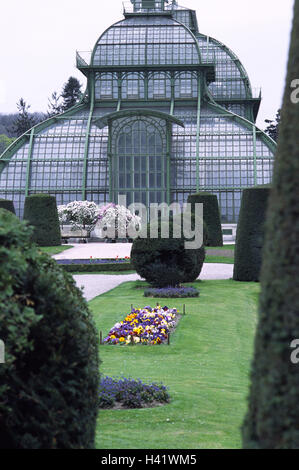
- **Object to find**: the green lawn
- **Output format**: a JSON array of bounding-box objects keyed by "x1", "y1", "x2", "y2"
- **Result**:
[
  {"x1": 209, "y1": 244, "x2": 235, "y2": 250},
  {"x1": 90, "y1": 279, "x2": 259, "y2": 449},
  {"x1": 205, "y1": 255, "x2": 234, "y2": 264},
  {"x1": 39, "y1": 245, "x2": 73, "y2": 255}
]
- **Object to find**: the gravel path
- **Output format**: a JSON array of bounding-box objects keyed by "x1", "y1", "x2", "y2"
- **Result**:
[{"x1": 74, "y1": 263, "x2": 234, "y2": 301}]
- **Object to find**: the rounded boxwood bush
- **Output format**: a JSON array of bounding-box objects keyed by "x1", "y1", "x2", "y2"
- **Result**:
[
  {"x1": 131, "y1": 216, "x2": 206, "y2": 287},
  {"x1": 188, "y1": 192, "x2": 223, "y2": 246},
  {"x1": 0, "y1": 209, "x2": 99, "y2": 449},
  {"x1": 23, "y1": 194, "x2": 61, "y2": 246},
  {"x1": 233, "y1": 185, "x2": 271, "y2": 282},
  {"x1": 0, "y1": 198, "x2": 15, "y2": 214}
]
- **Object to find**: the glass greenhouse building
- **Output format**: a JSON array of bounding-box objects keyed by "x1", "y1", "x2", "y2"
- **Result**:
[{"x1": 0, "y1": 0, "x2": 276, "y2": 222}]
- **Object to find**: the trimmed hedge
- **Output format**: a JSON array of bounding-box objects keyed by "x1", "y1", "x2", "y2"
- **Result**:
[
  {"x1": 188, "y1": 192, "x2": 223, "y2": 246},
  {"x1": 0, "y1": 209, "x2": 99, "y2": 449},
  {"x1": 233, "y1": 185, "x2": 271, "y2": 281},
  {"x1": 131, "y1": 216, "x2": 205, "y2": 287},
  {"x1": 243, "y1": 3, "x2": 299, "y2": 449},
  {"x1": 0, "y1": 198, "x2": 15, "y2": 214},
  {"x1": 60, "y1": 262, "x2": 133, "y2": 273},
  {"x1": 23, "y1": 194, "x2": 61, "y2": 247}
]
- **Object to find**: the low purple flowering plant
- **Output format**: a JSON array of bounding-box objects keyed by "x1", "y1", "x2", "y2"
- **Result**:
[
  {"x1": 99, "y1": 376, "x2": 170, "y2": 409},
  {"x1": 144, "y1": 286, "x2": 199, "y2": 298}
]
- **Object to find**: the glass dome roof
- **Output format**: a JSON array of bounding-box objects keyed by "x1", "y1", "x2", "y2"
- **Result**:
[{"x1": 92, "y1": 16, "x2": 201, "y2": 66}]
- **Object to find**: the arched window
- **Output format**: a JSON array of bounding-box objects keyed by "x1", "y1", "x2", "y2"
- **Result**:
[
  {"x1": 122, "y1": 72, "x2": 145, "y2": 99},
  {"x1": 111, "y1": 116, "x2": 167, "y2": 206},
  {"x1": 174, "y1": 72, "x2": 198, "y2": 99},
  {"x1": 148, "y1": 72, "x2": 171, "y2": 99},
  {"x1": 95, "y1": 73, "x2": 118, "y2": 100}
]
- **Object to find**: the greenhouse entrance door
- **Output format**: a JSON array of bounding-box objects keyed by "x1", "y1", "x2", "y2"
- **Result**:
[{"x1": 111, "y1": 116, "x2": 168, "y2": 209}]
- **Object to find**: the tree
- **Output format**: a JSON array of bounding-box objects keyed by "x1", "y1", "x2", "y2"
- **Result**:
[
  {"x1": 12, "y1": 98, "x2": 37, "y2": 137},
  {"x1": 0, "y1": 135, "x2": 14, "y2": 154},
  {"x1": 0, "y1": 209, "x2": 99, "y2": 449},
  {"x1": 233, "y1": 185, "x2": 271, "y2": 282},
  {"x1": 24, "y1": 194, "x2": 61, "y2": 247},
  {"x1": 187, "y1": 192, "x2": 223, "y2": 246},
  {"x1": 243, "y1": 1, "x2": 299, "y2": 449},
  {"x1": 60, "y1": 77, "x2": 82, "y2": 112},
  {"x1": 47, "y1": 91, "x2": 63, "y2": 117},
  {"x1": 264, "y1": 109, "x2": 281, "y2": 142}
]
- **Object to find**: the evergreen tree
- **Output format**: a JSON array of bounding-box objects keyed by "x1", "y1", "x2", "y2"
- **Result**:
[
  {"x1": 243, "y1": 1, "x2": 299, "y2": 449},
  {"x1": 0, "y1": 135, "x2": 15, "y2": 154},
  {"x1": 60, "y1": 77, "x2": 82, "y2": 112},
  {"x1": 47, "y1": 91, "x2": 63, "y2": 117},
  {"x1": 264, "y1": 109, "x2": 281, "y2": 142},
  {"x1": 12, "y1": 98, "x2": 37, "y2": 137}
]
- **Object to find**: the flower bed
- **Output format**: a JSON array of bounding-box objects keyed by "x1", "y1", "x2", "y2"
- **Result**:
[
  {"x1": 144, "y1": 286, "x2": 199, "y2": 298},
  {"x1": 99, "y1": 376, "x2": 170, "y2": 409},
  {"x1": 104, "y1": 306, "x2": 179, "y2": 345}
]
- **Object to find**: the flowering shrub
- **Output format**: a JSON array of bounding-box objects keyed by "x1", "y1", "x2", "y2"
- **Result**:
[
  {"x1": 99, "y1": 376, "x2": 170, "y2": 409},
  {"x1": 144, "y1": 286, "x2": 199, "y2": 298},
  {"x1": 58, "y1": 201, "x2": 99, "y2": 234},
  {"x1": 104, "y1": 306, "x2": 178, "y2": 345},
  {"x1": 96, "y1": 203, "x2": 141, "y2": 239},
  {"x1": 57, "y1": 204, "x2": 69, "y2": 226}
]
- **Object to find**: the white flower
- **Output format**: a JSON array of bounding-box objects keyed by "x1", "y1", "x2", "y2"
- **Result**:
[{"x1": 60, "y1": 200, "x2": 99, "y2": 234}]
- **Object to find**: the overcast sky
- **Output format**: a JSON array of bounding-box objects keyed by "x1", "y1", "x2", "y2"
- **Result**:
[{"x1": 0, "y1": 0, "x2": 294, "y2": 128}]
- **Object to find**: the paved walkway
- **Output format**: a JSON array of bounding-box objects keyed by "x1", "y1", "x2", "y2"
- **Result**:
[
  {"x1": 54, "y1": 243, "x2": 132, "y2": 260},
  {"x1": 54, "y1": 241, "x2": 234, "y2": 261},
  {"x1": 74, "y1": 264, "x2": 234, "y2": 301}
]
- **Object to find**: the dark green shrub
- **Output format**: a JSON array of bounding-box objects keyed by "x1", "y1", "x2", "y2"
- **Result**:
[
  {"x1": 0, "y1": 209, "x2": 99, "y2": 449},
  {"x1": 188, "y1": 192, "x2": 223, "y2": 246},
  {"x1": 131, "y1": 216, "x2": 205, "y2": 287},
  {"x1": 0, "y1": 198, "x2": 15, "y2": 214},
  {"x1": 23, "y1": 194, "x2": 61, "y2": 246},
  {"x1": 233, "y1": 185, "x2": 271, "y2": 282},
  {"x1": 243, "y1": 2, "x2": 299, "y2": 449}
]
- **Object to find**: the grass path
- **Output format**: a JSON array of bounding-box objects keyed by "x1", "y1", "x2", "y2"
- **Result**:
[{"x1": 90, "y1": 279, "x2": 259, "y2": 449}]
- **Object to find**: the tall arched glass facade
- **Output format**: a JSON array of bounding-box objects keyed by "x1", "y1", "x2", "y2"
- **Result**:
[{"x1": 0, "y1": 0, "x2": 276, "y2": 221}]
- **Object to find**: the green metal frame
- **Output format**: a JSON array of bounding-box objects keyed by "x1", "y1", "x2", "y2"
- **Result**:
[
  {"x1": 94, "y1": 108, "x2": 185, "y2": 129},
  {"x1": 82, "y1": 73, "x2": 95, "y2": 199}
]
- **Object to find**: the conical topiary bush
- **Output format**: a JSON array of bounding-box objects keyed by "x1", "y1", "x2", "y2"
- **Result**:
[
  {"x1": 233, "y1": 185, "x2": 271, "y2": 282},
  {"x1": 188, "y1": 192, "x2": 223, "y2": 246},
  {"x1": 0, "y1": 198, "x2": 15, "y2": 214},
  {"x1": 23, "y1": 194, "x2": 61, "y2": 246},
  {"x1": 243, "y1": 0, "x2": 299, "y2": 449}
]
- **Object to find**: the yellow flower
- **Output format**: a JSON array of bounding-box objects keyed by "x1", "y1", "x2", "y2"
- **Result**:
[{"x1": 119, "y1": 337, "x2": 125, "y2": 342}]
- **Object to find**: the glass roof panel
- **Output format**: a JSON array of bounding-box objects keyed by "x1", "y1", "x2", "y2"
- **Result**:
[{"x1": 93, "y1": 17, "x2": 200, "y2": 66}]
